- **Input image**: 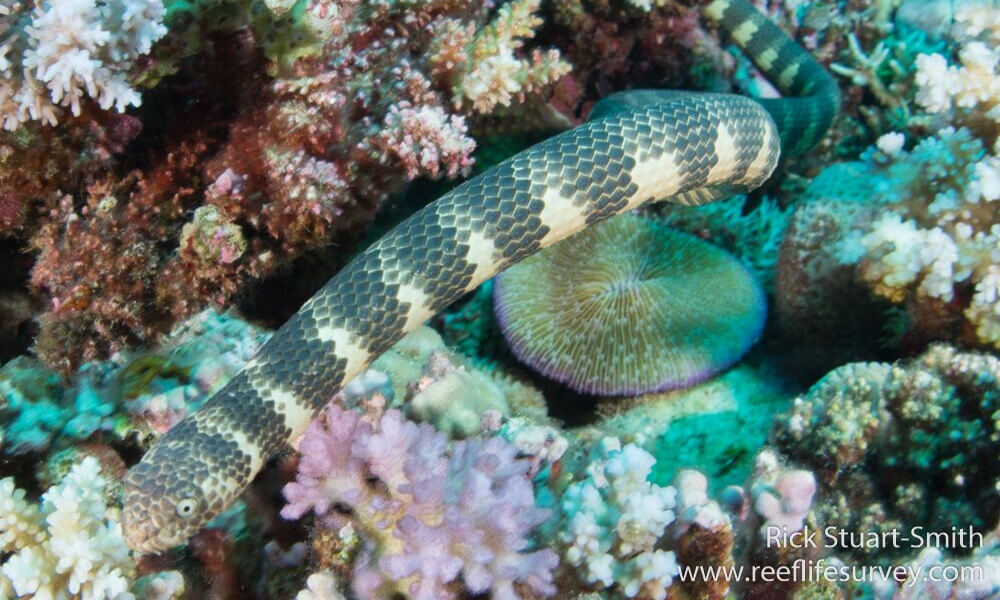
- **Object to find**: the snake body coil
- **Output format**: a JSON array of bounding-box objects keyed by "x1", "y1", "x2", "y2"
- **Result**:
[{"x1": 123, "y1": 0, "x2": 840, "y2": 552}]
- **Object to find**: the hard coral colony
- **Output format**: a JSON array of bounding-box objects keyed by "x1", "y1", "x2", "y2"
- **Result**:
[{"x1": 0, "y1": 0, "x2": 997, "y2": 600}]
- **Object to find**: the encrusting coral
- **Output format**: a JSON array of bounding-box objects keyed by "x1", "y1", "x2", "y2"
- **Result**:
[
  {"x1": 280, "y1": 402, "x2": 558, "y2": 600},
  {"x1": 773, "y1": 343, "x2": 999, "y2": 558},
  {"x1": 0, "y1": 457, "x2": 135, "y2": 599},
  {"x1": 339, "y1": 324, "x2": 550, "y2": 437},
  {"x1": 494, "y1": 213, "x2": 766, "y2": 395}
]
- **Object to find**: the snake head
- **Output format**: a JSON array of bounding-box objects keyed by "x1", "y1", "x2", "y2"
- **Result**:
[{"x1": 122, "y1": 417, "x2": 258, "y2": 553}]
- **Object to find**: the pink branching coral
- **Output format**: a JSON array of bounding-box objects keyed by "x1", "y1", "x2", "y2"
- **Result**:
[{"x1": 281, "y1": 404, "x2": 558, "y2": 600}]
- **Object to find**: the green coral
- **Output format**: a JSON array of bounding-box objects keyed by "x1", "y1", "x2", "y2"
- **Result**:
[{"x1": 774, "y1": 344, "x2": 1000, "y2": 559}]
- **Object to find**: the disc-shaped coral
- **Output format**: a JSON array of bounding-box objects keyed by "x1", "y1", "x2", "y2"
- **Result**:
[{"x1": 493, "y1": 213, "x2": 766, "y2": 395}]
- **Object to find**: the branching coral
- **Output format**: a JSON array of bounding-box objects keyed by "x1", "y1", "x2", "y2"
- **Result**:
[
  {"x1": 773, "y1": 344, "x2": 999, "y2": 558},
  {"x1": 913, "y1": 2, "x2": 999, "y2": 145},
  {"x1": 784, "y1": 125, "x2": 1000, "y2": 355},
  {"x1": 0, "y1": 457, "x2": 136, "y2": 599},
  {"x1": 441, "y1": 0, "x2": 570, "y2": 114},
  {"x1": 281, "y1": 403, "x2": 558, "y2": 600},
  {"x1": 0, "y1": 0, "x2": 166, "y2": 130},
  {"x1": 494, "y1": 213, "x2": 766, "y2": 395},
  {"x1": 849, "y1": 129, "x2": 999, "y2": 348},
  {"x1": 555, "y1": 439, "x2": 821, "y2": 600},
  {"x1": 559, "y1": 438, "x2": 681, "y2": 599}
]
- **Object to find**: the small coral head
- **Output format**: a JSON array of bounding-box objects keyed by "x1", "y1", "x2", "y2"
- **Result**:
[
  {"x1": 122, "y1": 419, "x2": 256, "y2": 553},
  {"x1": 494, "y1": 214, "x2": 767, "y2": 395}
]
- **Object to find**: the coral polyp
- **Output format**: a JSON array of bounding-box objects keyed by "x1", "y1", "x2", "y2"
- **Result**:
[{"x1": 493, "y1": 213, "x2": 767, "y2": 395}]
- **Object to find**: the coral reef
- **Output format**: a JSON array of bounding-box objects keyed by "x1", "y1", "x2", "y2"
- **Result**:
[
  {"x1": 0, "y1": 0, "x2": 998, "y2": 598},
  {"x1": 18, "y1": 0, "x2": 570, "y2": 372},
  {"x1": 0, "y1": 457, "x2": 135, "y2": 599},
  {"x1": 0, "y1": 309, "x2": 268, "y2": 455},
  {"x1": 773, "y1": 344, "x2": 999, "y2": 558},
  {"x1": 281, "y1": 402, "x2": 558, "y2": 600},
  {"x1": 494, "y1": 213, "x2": 767, "y2": 395},
  {"x1": 779, "y1": 125, "x2": 999, "y2": 363}
]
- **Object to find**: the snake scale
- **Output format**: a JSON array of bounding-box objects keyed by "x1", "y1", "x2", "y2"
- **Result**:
[{"x1": 122, "y1": 0, "x2": 840, "y2": 552}]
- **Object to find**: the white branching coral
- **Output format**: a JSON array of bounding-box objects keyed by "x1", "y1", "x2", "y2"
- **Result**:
[
  {"x1": 560, "y1": 438, "x2": 680, "y2": 600},
  {"x1": 915, "y1": 43, "x2": 999, "y2": 121},
  {"x1": 0, "y1": 457, "x2": 136, "y2": 600},
  {"x1": 914, "y1": 3, "x2": 999, "y2": 145},
  {"x1": 447, "y1": 0, "x2": 570, "y2": 114},
  {"x1": 849, "y1": 128, "x2": 1000, "y2": 347},
  {"x1": 296, "y1": 571, "x2": 346, "y2": 600},
  {"x1": 0, "y1": 0, "x2": 166, "y2": 130}
]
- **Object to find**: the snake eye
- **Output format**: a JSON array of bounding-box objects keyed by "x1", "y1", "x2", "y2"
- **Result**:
[{"x1": 175, "y1": 498, "x2": 198, "y2": 519}]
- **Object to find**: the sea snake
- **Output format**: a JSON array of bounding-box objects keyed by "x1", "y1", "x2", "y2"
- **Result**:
[{"x1": 123, "y1": 0, "x2": 840, "y2": 552}]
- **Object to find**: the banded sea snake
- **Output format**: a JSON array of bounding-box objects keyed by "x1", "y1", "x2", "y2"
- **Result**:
[{"x1": 122, "y1": 0, "x2": 840, "y2": 552}]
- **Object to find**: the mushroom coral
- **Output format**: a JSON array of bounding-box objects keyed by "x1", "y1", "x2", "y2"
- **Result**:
[{"x1": 493, "y1": 213, "x2": 766, "y2": 395}]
